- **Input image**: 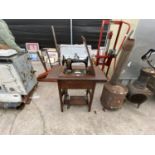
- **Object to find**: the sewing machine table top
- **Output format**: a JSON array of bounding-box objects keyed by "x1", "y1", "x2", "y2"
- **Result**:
[{"x1": 43, "y1": 65, "x2": 107, "y2": 82}]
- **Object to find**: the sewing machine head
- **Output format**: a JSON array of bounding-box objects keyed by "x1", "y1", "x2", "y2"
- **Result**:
[
  {"x1": 62, "y1": 53, "x2": 89, "y2": 75},
  {"x1": 60, "y1": 37, "x2": 95, "y2": 77}
]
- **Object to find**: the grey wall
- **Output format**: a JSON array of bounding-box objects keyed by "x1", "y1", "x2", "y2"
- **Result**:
[
  {"x1": 120, "y1": 19, "x2": 155, "y2": 80},
  {"x1": 4, "y1": 19, "x2": 108, "y2": 49}
]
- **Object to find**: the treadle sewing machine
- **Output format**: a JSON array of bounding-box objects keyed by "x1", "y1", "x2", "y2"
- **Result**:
[
  {"x1": 0, "y1": 50, "x2": 37, "y2": 109},
  {"x1": 54, "y1": 36, "x2": 106, "y2": 112},
  {"x1": 37, "y1": 29, "x2": 106, "y2": 112}
]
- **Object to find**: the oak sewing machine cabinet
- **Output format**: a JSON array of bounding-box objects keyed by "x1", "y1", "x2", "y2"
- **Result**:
[{"x1": 41, "y1": 37, "x2": 107, "y2": 112}]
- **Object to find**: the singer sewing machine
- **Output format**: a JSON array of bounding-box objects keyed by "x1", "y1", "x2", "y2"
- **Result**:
[
  {"x1": 62, "y1": 54, "x2": 89, "y2": 75},
  {"x1": 60, "y1": 38, "x2": 95, "y2": 77}
]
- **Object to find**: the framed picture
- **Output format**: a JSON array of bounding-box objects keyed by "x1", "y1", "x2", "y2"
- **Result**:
[
  {"x1": 25, "y1": 43, "x2": 40, "y2": 61},
  {"x1": 25, "y1": 43, "x2": 39, "y2": 52}
]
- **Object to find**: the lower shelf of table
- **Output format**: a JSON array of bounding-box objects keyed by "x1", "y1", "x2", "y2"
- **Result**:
[{"x1": 64, "y1": 96, "x2": 88, "y2": 105}]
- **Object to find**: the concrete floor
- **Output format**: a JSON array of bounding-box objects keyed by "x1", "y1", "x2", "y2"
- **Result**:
[
  {"x1": 0, "y1": 62, "x2": 155, "y2": 135},
  {"x1": 0, "y1": 81, "x2": 155, "y2": 135}
]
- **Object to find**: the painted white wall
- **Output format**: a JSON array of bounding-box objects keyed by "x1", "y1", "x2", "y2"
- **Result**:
[{"x1": 120, "y1": 19, "x2": 155, "y2": 80}]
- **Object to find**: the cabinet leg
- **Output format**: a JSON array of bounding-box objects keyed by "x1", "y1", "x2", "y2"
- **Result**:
[
  {"x1": 58, "y1": 83, "x2": 64, "y2": 112},
  {"x1": 61, "y1": 104, "x2": 64, "y2": 112},
  {"x1": 88, "y1": 85, "x2": 95, "y2": 112}
]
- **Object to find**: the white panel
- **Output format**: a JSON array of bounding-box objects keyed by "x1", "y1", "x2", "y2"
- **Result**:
[
  {"x1": 0, "y1": 64, "x2": 26, "y2": 94},
  {"x1": 60, "y1": 44, "x2": 92, "y2": 59}
]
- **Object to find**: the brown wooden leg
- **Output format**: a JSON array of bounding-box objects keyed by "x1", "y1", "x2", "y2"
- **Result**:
[
  {"x1": 22, "y1": 84, "x2": 38, "y2": 105},
  {"x1": 86, "y1": 89, "x2": 90, "y2": 105},
  {"x1": 88, "y1": 83, "x2": 95, "y2": 112},
  {"x1": 58, "y1": 82, "x2": 64, "y2": 112}
]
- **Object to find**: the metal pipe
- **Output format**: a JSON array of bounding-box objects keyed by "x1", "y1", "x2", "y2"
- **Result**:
[
  {"x1": 82, "y1": 36, "x2": 95, "y2": 76},
  {"x1": 113, "y1": 20, "x2": 123, "y2": 50},
  {"x1": 116, "y1": 21, "x2": 131, "y2": 56},
  {"x1": 96, "y1": 20, "x2": 110, "y2": 58},
  {"x1": 70, "y1": 19, "x2": 73, "y2": 44},
  {"x1": 113, "y1": 20, "x2": 131, "y2": 73},
  {"x1": 96, "y1": 21, "x2": 104, "y2": 58},
  {"x1": 110, "y1": 31, "x2": 135, "y2": 85},
  {"x1": 45, "y1": 50, "x2": 53, "y2": 69},
  {"x1": 104, "y1": 20, "x2": 111, "y2": 51},
  {"x1": 36, "y1": 51, "x2": 48, "y2": 72},
  {"x1": 51, "y1": 25, "x2": 60, "y2": 65},
  {"x1": 101, "y1": 31, "x2": 113, "y2": 71}
]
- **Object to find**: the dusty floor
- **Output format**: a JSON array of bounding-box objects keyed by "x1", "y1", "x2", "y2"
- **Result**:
[{"x1": 0, "y1": 81, "x2": 155, "y2": 135}]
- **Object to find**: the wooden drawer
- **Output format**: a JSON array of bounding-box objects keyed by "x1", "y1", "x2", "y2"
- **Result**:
[{"x1": 58, "y1": 80, "x2": 95, "y2": 89}]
